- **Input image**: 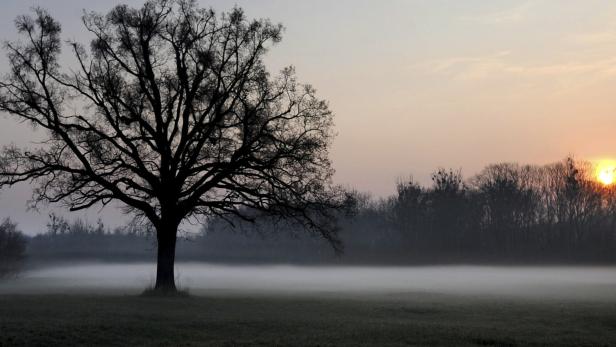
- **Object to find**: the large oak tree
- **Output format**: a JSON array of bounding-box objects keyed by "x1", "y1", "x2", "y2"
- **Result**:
[{"x1": 0, "y1": 0, "x2": 345, "y2": 292}]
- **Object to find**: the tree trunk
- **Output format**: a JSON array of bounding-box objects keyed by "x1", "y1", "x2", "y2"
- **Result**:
[{"x1": 154, "y1": 220, "x2": 179, "y2": 292}]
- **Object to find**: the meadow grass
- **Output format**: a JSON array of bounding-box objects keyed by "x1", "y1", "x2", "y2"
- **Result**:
[{"x1": 0, "y1": 291, "x2": 615, "y2": 346}]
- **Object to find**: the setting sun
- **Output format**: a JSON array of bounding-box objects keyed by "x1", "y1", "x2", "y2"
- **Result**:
[{"x1": 596, "y1": 161, "x2": 616, "y2": 186}]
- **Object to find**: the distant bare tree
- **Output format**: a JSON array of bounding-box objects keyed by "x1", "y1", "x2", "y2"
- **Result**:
[
  {"x1": 0, "y1": 1, "x2": 345, "y2": 292},
  {"x1": 429, "y1": 168, "x2": 466, "y2": 249},
  {"x1": 392, "y1": 178, "x2": 425, "y2": 243},
  {"x1": 470, "y1": 163, "x2": 538, "y2": 251},
  {"x1": 0, "y1": 219, "x2": 26, "y2": 278}
]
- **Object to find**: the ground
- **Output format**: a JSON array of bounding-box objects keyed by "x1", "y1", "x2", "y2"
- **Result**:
[{"x1": 0, "y1": 292, "x2": 615, "y2": 346}]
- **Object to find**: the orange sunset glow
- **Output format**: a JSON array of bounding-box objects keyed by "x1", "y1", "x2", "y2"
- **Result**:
[{"x1": 596, "y1": 161, "x2": 616, "y2": 186}]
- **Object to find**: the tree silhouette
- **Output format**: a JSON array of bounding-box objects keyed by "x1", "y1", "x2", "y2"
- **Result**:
[
  {"x1": 0, "y1": 219, "x2": 26, "y2": 277},
  {"x1": 0, "y1": 0, "x2": 344, "y2": 292}
]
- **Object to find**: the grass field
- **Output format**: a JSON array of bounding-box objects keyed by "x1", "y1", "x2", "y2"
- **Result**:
[{"x1": 1, "y1": 292, "x2": 615, "y2": 346}]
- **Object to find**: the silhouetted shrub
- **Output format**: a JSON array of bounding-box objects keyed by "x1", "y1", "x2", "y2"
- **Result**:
[{"x1": 0, "y1": 219, "x2": 27, "y2": 277}]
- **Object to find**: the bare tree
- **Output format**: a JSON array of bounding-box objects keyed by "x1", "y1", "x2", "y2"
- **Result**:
[
  {"x1": 0, "y1": 218, "x2": 26, "y2": 278},
  {"x1": 0, "y1": 0, "x2": 345, "y2": 292}
]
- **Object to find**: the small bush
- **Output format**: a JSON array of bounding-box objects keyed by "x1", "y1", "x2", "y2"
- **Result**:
[{"x1": 0, "y1": 218, "x2": 27, "y2": 277}]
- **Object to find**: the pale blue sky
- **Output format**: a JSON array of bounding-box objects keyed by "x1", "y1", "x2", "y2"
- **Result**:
[{"x1": 2, "y1": 0, "x2": 616, "y2": 233}]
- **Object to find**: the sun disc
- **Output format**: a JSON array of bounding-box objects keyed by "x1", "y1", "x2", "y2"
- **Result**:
[
  {"x1": 595, "y1": 160, "x2": 616, "y2": 186},
  {"x1": 599, "y1": 169, "x2": 614, "y2": 185}
]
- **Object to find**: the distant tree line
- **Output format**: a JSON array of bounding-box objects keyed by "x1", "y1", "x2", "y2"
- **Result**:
[
  {"x1": 11, "y1": 157, "x2": 616, "y2": 265},
  {"x1": 351, "y1": 157, "x2": 616, "y2": 263},
  {"x1": 26, "y1": 214, "x2": 155, "y2": 261}
]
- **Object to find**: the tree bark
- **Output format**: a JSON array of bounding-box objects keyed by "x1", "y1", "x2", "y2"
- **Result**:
[{"x1": 154, "y1": 219, "x2": 179, "y2": 292}]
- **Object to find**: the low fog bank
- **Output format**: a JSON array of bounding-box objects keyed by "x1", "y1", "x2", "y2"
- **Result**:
[{"x1": 1, "y1": 263, "x2": 615, "y2": 301}]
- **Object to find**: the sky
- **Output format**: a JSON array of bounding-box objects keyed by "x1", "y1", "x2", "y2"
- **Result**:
[{"x1": 1, "y1": 0, "x2": 616, "y2": 233}]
